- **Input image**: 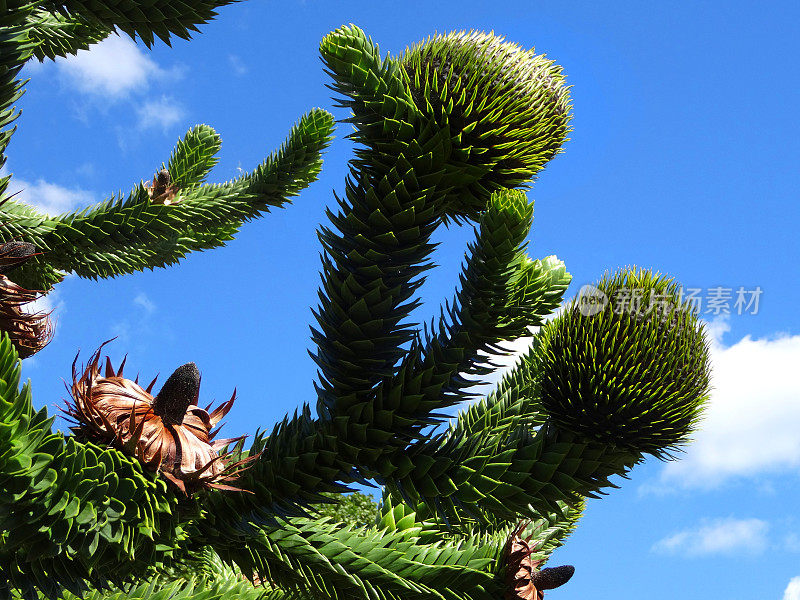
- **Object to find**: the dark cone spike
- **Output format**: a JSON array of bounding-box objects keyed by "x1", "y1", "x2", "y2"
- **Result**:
[
  {"x1": 152, "y1": 363, "x2": 200, "y2": 425},
  {"x1": 0, "y1": 241, "x2": 37, "y2": 274},
  {"x1": 531, "y1": 566, "x2": 575, "y2": 591}
]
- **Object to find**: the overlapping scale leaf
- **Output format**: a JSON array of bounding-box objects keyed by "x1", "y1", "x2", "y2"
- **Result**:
[
  {"x1": 41, "y1": 0, "x2": 236, "y2": 47},
  {"x1": 0, "y1": 6, "x2": 35, "y2": 199},
  {"x1": 167, "y1": 124, "x2": 222, "y2": 189},
  {"x1": 380, "y1": 191, "x2": 568, "y2": 417},
  {"x1": 6, "y1": 578, "x2": 288, "y2": 600},
  {"x1": 388, "y1": 419, "x2": 638, "y2": 525},
  {"x1": 321, "y1": 26, "x2": 572, "y2": 224},
  {"x1": 0, "y1": 17, "x2": 715, "y2": 600},
  {"x1": 383, "y1": 493, "x2": 583, "y2": 567},
  {"x1": 311, "y1": 155, "x2": 441, "y2": 420},
  {"x1": 199, "y1": 404, "x2": 356, "y2": 533},
  {"x1": 26, "y1": 8, "x2": 111, "y2": 61},
  {"x1": 209, "y1": 515, "x2": 501, "y2": 600},
  {"x1": 309, "y1": 189, "x2": 570, "y2": 484},
  {"x1": 312, "y1": 26, "x2": 574, "y2": 487},
  {"x1": 538, "y1": 268, "x2": 712, "y2": 457},
  {"x1": 370, "y1": 342, "x2": 639, "y2": 525}
]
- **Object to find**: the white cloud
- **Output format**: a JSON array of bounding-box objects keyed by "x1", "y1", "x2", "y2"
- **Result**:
[
  {"x1": 27, "y1": 287, "x2": 62, "y2": 317},
  {"x1": 5, "y1": 176, "x2": 93, "y2": 216},
  {"x1": 133, "y1": 292, "x2": 156, "y2": 315},
  {"x1": 784, "y1": 577, "x2": 800, "y2": 600},
  {"x1": 645, "y1": 317, "x2": 800, "y2": 491},
  {"x1": 55, "y1": 34, "x2": 182, "y2": 100},
  {"x1": 136, "y1": 96, "x2": 185, "y2": 132},
  {"x1": 652, "y1": 517, "x2": 769, "y2": 557}
]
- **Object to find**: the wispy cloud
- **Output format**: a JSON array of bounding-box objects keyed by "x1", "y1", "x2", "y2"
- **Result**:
[
  {"x1": 136, "y1": 96, "x2": 185, "y2": 132},
  {"x1": 228, "y1": 54, "x2": 248, "y2": 76},
  {"x1": 32, "y1": 34, "x2": 187, "y2": 135},
  {"x1": 643, "y1": 317, "x2": 800, "y2": 492},
  {"x1": 652, "y1": 517, "x2": 769, "y2": 557},
  {"x1": 55, "y1": 34, "x2": 181, "y2": 100},
  {"x1": 785, "y1": 576, "x2": 800, "y2": 600},
  {"x1": 133, "y1": 292, "x2": 156, "y2": 315},
  {"x1": 112, "y1": 292, "x2": 158, "y2": 343},
  {"x1": 110, "y1": 320, "x2": 131, "y2": 344},
  {"x1": 5, "y1": 175, "x2": 93, "y2": 216},
  {"x1": 786, "y1": 533, "x2": 800, "y2": 553}
]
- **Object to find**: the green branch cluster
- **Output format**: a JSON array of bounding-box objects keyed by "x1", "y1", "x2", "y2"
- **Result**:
[{"x1": 0, "y1": 5, "x2": 711, "y2": 600}]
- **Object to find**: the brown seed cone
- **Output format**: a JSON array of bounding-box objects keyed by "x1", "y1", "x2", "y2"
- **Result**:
[
  {"x1": 64, "y1": 342, "x2": 256, "y2": 494},
  {"x1": 0, "y1": 242, "x2": 52, "y2": 358},
  {"x1": 0, "y1": 241, "x2": 38, "y2": 275},
  {"x1": 504, "y1": 522, "x2": 574, "y2": 600},
  {"x1": 0, "y1": 274, "x2": 53, "y2": 359}
]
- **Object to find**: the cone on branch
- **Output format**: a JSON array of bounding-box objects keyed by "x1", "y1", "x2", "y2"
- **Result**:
[
  {"x1": 65, "y1": 342, "x2": 255, "y2": 494},
  {"x1": 504, "y1": 522, "x2": 575, "y2": 600},
  {"x1": 0, "y1": 241, "x2": 53, "y2": 358}
]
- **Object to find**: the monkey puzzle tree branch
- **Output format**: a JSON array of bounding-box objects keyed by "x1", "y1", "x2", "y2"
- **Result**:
[
  {"x1": 0, "y1": 109, "x2": 334, "y2": 288},
  {"x1": 25, "y1": 8, "x2": 111, "y2": 61},
  {"x1": 38, "y1": 0, "x2": 238, "y2": 48},
  {"x1": 204, "y1": 513, "x2": 501, "y2": 600}
]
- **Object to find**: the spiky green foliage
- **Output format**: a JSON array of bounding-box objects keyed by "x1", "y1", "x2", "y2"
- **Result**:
[
  {"x1": 9, "y1": 578, "x2": 289, "y2": 600},
  {"x1": 0, "y1": 17, "x2": 712, "y2": 600},
  {"x1": 26, "y1": 8, "x2": 111, "y2": 61},
  {"x1": 310, "y1": 26, "x2": 573, "y2": 483},
  {"x1": 0, "y1": 335, "x2": 187, "y2": 599},
  {"x1": 40, "y1": 0, "x2": 236, "y2": 48},
  {"x1": 402, "y1": 30, "x2": 571, "y2": 220}
]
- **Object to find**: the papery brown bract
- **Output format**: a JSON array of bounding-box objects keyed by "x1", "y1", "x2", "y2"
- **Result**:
[
  {"x1": 504, "y1": 522, "x2": 575, "y2": 600},
  {"x1": 0, "y1": 242, "x2": 53, "y2": 358},
  {"x1": 65, "y1": 342, "x2": 255, "y2": 494}
]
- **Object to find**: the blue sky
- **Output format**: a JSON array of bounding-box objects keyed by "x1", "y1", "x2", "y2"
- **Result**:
[{"x1": 6, "y1": 1, "x2": 800, "y2": 598}]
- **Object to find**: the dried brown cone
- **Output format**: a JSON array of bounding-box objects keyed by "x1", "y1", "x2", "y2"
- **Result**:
[
  {"x1": 505, "y1": 522, "x2": 575, "y2": 600},
  {"x1": 146, "y1": 168, "x2": 181, "y2": 205},
  {"x1": 0, "y1": 241, "x2": 53, "y2": 358},
  {"x1": 65, "y1": 342, "x2": 256, "y2": 494}
]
